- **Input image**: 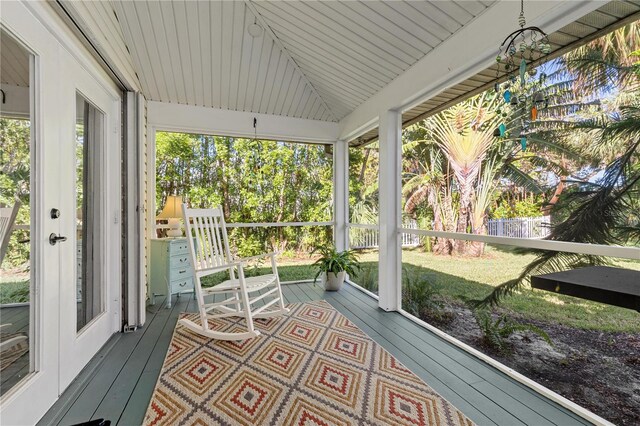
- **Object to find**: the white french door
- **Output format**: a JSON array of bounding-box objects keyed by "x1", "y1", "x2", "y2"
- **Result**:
[
  {"x1": 0, "y1": 3, "x2": 121, "y2": 424},
  {"x1": 57, "y1": 47, "x2": 121, "y2": 391}
]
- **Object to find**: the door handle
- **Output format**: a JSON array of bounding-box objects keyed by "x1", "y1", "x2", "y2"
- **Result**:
[{"x1": 49, "y1": 233, "x2": 68, "y2": 245}]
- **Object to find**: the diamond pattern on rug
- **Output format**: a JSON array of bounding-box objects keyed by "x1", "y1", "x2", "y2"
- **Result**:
[
  {"x1": 165, "y1": 333, "x2": 198, "y2": 365},
  {"x1": 253, "y1": 340, "x2": 308, "y2": 380},
  {"x1": 297, "y1": 305, "x2": 332, "y2": 325},
  {"x1": 213, "y1": 368, "x2": 284, "y2": 426},
  {"x1": 145, "y1": 387, "x2": 189, "y2": 426},
  {"x1": 253, "y1": 316, "x2": 282, "y2": 333},
  {"x1": 333, "y1": 314, "x2": 367, "y2": 337},
  {"x1": 378, "y1": 349, "x2": 424, "y2": 385},
  {"x1": 322, "y1": 330, "x2": 370, "y2": 365},
  {"x1": 303, "y1": 356, "x2": 362, "y2": 408},
  {"x1": 212, "y1": 327, "x2": 263, "y2": 357},
  {"x1": 168, "y1": 348, "x2": 233, "y2": 396},
  {"x1": 277, "y1": 319, "x2": 323, "y2": 347},
  {"x1": 281, "y1": 396, "x2": 354, "y2": 426},
  {"x1": 143, "y1": 300, "x2": 475, "y2": 426},
  {"x1": 373, "y1": 377, "x2": 464, "y2": 426}
]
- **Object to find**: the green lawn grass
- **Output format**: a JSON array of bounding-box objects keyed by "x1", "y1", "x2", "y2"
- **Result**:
[
  {"x1": 202, "y1": 248, "x2": 640, "y2": 333},
  {"x1": 393, "y1": 246, "x2": 640, "y2": 333},
  {"x1": 4, "y1": 246, "x2": 637, "y2": 333},
  {"x1": 0, "y1": 277, "x2": 29, "y2": 304}
]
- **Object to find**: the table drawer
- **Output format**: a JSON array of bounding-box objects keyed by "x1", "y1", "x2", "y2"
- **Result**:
[
  {"x1": 169, "y1": 266, "x2": 193, "y2": 282},
  {"x1": 171, "y1": 277, "x2": 194, "y2": 294},
  {"x1": 170, "y1": 254, "x2": 191, "y2": 269},
  {"x1": 169, "y1": 240, "x2": 190, "y2": 255}
]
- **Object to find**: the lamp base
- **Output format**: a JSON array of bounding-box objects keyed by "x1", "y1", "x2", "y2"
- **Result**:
[
  {"x1": 166, "y1": 229, "x2": 182, "y2": 238},
  {"x1": 166, "y1": 218, "x2": 182, "y2": 237}
]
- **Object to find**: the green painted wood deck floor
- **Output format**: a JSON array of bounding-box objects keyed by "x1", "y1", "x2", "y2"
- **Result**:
[{"x1": 39, "y1": 282, "x2": 590, "y2": 426}]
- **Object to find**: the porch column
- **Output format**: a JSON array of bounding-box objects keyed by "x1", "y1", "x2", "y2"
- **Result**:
[
  {"x1": 333, "y1": 139, "x2": 349, "y2": 252},
  {"x1": 378, "y1": 110, "x2": 402, "y2": 311}
]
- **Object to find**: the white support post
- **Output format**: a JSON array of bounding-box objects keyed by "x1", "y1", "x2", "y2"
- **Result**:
[
  {"x1": 378, "y1": 110, "x2": 402, "y2": 312},
  {"x1": 333, "y1": 140, "x2": 349, "y2": 252}
]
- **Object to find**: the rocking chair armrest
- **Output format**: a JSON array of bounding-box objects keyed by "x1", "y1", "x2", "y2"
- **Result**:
[
  {"x1": 235, "y1": 251, "x2": 278, "y2": 263},
  {"x1": 198, "y1": 261, "x2": 247, "y2": 276}
]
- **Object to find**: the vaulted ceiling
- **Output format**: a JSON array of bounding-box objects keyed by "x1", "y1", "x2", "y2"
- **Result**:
[
  {"x1": 60, "y1": 0, "x2": 495, "y2": 122},
  {"x1": 56, "y1": 0, "x2": 639, "y2": 130}
]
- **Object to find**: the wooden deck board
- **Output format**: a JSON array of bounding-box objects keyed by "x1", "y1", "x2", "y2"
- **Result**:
[
  {"x1": 340, "y1": 285, "x2": 586, "y2": 425},
  {"x1": 39, "y1": 282, "x2": 590, "y2": 426},
  {"x1": 0, "y1": 305, "x2": 30, "y2": 396}
]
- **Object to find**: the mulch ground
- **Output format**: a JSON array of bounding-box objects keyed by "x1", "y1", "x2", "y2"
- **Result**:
[{"x1": 427, "y1": 302, "x2": 640, "y2": 426}]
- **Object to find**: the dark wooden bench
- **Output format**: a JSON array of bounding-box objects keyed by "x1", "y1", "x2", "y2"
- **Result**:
[{"x1": 531, "y1": 266, "x2": 640, "y2": 312}]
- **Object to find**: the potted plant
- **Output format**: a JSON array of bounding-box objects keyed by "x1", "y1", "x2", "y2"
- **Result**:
[{"x1": 312, "y1": 246, "x2": 361, "y2": 291}]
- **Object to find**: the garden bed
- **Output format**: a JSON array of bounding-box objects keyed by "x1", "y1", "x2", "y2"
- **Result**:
[{"x1": 431, "y1": 301, "x2": 640, "y2": 425}]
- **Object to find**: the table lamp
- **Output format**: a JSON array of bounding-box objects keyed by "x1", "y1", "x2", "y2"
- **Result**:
[{"x1": 157, "y1": 195, "x2": 183, "y2": 237}]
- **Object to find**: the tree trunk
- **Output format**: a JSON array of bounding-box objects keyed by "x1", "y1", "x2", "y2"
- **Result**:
[
  {"x1": 454, "y1": 185, "x2": 472, "y2": 255},
  {"x1": 431, "y1": 192, "x2": 454, "y2": 256}
]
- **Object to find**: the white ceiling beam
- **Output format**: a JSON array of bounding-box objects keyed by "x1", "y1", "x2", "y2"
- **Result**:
[
  {"x1": 148, "y1": 101, "x2": 340, "y2": 144},
  {"x1": 338, "y1": 0, "x2": 607, "y2": 141},
  {"x1": 0, "y1": 83, "x2": 30, "y2": 119}
]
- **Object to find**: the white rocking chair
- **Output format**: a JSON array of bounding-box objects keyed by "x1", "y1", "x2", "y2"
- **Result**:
[
  {"x1": 0, "y1": 200, "x2": 21, "y2": 266},
  {"x1": 179, "y1": 205, "x2": 289, "y2": 341}
]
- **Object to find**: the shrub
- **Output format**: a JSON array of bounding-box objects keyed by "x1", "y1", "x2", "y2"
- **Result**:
[
  {"x1": 402, "y1": 268, "x2": 453, "y2": 325},
  {"x1": 473, "y1": 309, "x2": 551, "y2": 354},
  {"x1": 352, "y1": 264, "x2": 377, "y2": 292}
]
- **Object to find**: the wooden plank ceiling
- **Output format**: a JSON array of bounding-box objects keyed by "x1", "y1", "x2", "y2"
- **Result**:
[
  {"x1": 59, "y1": 0, "x2": 140, "y2": 91},
  {"x1": 104, "y1": 0, "x2": 493, "y2": 123},
  {"x1": 1, "y1": 29, "x2": 30, "y2": 87},
  {"x1": 352, "y1": 0, "x2": 640, "y2": 146}
]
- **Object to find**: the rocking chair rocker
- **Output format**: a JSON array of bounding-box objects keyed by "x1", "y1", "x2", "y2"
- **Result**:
[{"x1": 179, "y1": 205, "x2": 289, "y2": 341}]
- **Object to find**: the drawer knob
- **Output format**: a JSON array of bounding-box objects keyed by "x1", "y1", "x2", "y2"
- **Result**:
[{"x1": 179, "y1": 282, "x2": 186, "y2": 287}]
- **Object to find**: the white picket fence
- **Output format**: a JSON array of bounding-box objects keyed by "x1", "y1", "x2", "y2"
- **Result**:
[
  {"x1": 486, "y1": 216, "x2": 551, "y2": 239},
  {"x1": 350, "y1": 220, "x2": 420, "y2": 249}
]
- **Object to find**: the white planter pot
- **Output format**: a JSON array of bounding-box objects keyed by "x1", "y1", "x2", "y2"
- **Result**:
[{"x1": 324, "y1": 271, "x2": 346, "y2": 291}]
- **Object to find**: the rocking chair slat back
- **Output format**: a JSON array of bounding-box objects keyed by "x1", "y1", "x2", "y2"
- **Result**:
[
  {"x1": 183, "y1": 206, "x2": 233, "y2": 272},
  {"x1": 0, "y1": 200, "x2": 21, "y2": 265}
]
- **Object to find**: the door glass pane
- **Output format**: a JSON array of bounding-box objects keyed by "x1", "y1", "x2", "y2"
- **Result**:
[
  {"x1": 75, "y1": 93, "x2": 104, "y2": 332},
  {"x1": 0, "y1": 29, "x2": 34, "y2": 396}
]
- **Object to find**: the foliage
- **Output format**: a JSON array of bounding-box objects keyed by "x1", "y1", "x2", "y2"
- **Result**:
[
  {"x1": 398, "y1": 24, "x2": 640, "y2": 261},
  {"x1": 352, "y1": 263, "x2": 378, "y2": 293},
  {"x1": 349, "y1": 143, "x2": 379, "y2": 224},
  {"x1": 312, "y1": 246, "x2": 361, "y2": 284},
  {"x1": 402, "y1": 267, "x2": 453, "y2": 324},
  {"x1": 0, "y1": 118, "x2": 31, "y2": 269},
  {"x1": 477, "y1": 24, "x2": 640, "y2": 307},
  {"x1": 490, "y1": 198, "x2": 543, "y2": 219},
  {"x1": 155, "y1": 132, "x2": 333, "y2": 256},
  {"x1": 473, "y1": 309, "x2": 552, "y2": 354}
]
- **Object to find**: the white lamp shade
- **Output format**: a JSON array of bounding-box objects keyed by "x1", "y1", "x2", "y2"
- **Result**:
[{"x1": 157, "y1": 195, "x2": 183, "y2": 219}]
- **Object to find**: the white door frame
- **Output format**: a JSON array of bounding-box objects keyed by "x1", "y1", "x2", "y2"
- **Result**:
[
  {"x1": 0, "y1": 3, "x2": 122, "y2": 424},
  {"x1": 57, "y1": 47, "x2": 121, "y2": 391}
]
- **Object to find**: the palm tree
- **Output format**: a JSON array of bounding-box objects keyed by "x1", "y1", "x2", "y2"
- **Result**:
[
  {"x1": 402, "y1": 145, "x2": 457, "y2": 254},
  {"x1": 477, "y1": 24, "x2": 640, "y2": 307},
  {"x1": 419, "y1": 95, "x2": 498, "y2": 254}
]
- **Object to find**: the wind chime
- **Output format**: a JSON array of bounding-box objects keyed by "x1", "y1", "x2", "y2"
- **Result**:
[{"x1": 493, "y1": 0, "x2": 552, "y2": 151}]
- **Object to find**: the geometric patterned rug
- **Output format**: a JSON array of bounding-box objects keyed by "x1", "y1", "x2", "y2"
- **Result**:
[{"x1": 144, "y1": 301, "x2": 475, "y2": 426}]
